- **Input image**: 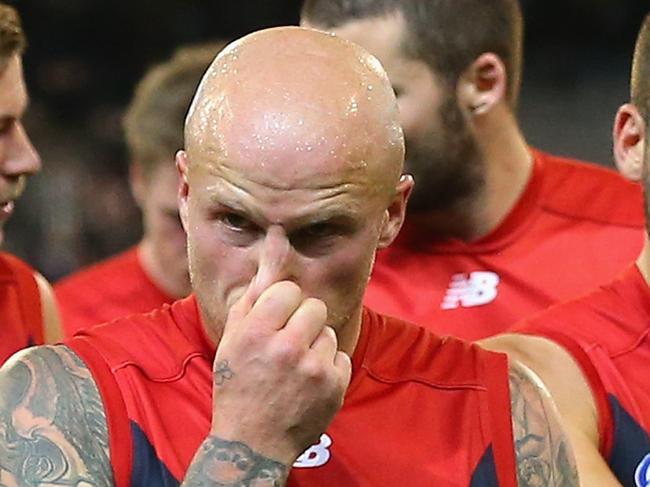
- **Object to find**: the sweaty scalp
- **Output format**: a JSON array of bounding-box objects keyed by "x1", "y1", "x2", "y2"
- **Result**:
[{"x1": 185, "y1": 26, "x2": 404, "y2": 197}]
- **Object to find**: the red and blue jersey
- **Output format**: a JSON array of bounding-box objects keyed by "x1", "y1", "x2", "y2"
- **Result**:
[
  {"x1": 365, "y1": 149, "x2": 645, "y2": 340},
  {"x1": 67, "y1": 297, "x2": 518, "y2": 486},
  {"x1": 0, "y1": 252, "x2": 43, "y2": 365},
  {"x1": 515, "y1": 265, "x2": 650, "y2": 487}
]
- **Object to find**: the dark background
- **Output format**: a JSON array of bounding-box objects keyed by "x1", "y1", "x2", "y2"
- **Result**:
[{"x1": 3, "y1": 0, "x2": 649, "y2": 280}]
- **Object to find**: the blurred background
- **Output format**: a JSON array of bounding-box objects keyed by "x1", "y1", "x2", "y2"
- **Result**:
[{"x1": 3, "y1": 0, "x2": 649, "y2": 280}]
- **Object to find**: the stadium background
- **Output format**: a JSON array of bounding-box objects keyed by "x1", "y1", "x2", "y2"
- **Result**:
[{"x1": 3, "y1": 0, "x2": 648, "y2": 279}]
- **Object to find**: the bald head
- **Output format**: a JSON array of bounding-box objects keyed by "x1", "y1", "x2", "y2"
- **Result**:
[{"x1": 185, "y1": 26, "x2": 404, "y2": 198}]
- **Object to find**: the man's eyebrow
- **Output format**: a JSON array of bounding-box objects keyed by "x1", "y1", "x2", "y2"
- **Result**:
[
  {"x1": 207, "y1": 194, "x2": 250, "y2": 213},
  {"x1": 294, "y1": 207, "x2": 361, "y2": 229}
]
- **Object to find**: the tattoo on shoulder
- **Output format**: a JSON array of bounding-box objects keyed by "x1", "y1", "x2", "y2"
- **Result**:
[
  {"x1": 183, "y1": 436, "x2": 288, "y2": 487},
  {"x1": 509, "y1": 363, "x2": 579, "y2": 487},
  {"x1": 0, "y1": 345, "x2": 112, "y2": 486}
]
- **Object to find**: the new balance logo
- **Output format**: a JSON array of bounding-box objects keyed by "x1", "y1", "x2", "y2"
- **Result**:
[
  {"x1": 635, "y1": 453, "x2": 650, "y2": 487},
  {"x1": 441, "y1": 271, "x2": 500, "y2": 310},
  {"x1": 293, "y1": 434, "x2": 332, "y2": 468}
]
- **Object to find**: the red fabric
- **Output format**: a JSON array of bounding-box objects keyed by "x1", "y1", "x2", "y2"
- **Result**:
[
  {"x1": 365, "y1": 149, "x2": 645, "y2": 340},
  {"x1": 0, "y1": 252, "x2": 43, "y2": 364},
  {"x1": 70, "y1": 337, "x2": 133, "y2": 487},
  {"x1": 514, "y1": 264, "x2": 650, "y2": 457},
  {"x1": 55, "y1": 246, "x2": 175, "y2": 336},
  {"x1": 66, "y1": 298, "x2": 517, "y2": 486}
]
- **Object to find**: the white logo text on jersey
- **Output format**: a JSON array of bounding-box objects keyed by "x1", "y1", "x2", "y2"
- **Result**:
[
  {"x1": 293, "y1": 434, "x2": 332, "y2": 468},
  {"x1": 635, "y1": 453, "x2": 650, "y2": 487},
  {"x1": 441, "y1": 271, "x2": 500, "y2": 310}
]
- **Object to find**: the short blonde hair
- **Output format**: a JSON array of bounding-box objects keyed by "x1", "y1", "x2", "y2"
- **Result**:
[
  {"x1": 0, "y1": 3, "x2": 25, "y2": 72},
  {"x1": 632, "y1": 14, "x2": 650, "y2": 123},
  {"x1": 123, "y1": 41, "x2": 226, "y2": 176}
]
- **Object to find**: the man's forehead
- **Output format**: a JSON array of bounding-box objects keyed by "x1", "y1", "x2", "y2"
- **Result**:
[
  {"x1": 195, "y1": 164, "x2": 369, "y2": 228},
  {"x1": 0, "y1": 55, "x2": 27, "y2": 116}
]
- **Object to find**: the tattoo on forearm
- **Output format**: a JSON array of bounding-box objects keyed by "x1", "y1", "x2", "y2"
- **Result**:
[
  {"x1": 0, "y1": 346, "x2": 112, "y2": 486},
  {"x1": 509, "y1": 364, "x2": 579, "y2": 487},
  {"x1": 183, "y1": 436, "x2": 289, "y2": 487},
  {"x1": 214, "y1": 360, "x2": 234, "y2": 387}
]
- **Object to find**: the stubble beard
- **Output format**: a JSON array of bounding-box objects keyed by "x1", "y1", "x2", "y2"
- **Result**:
[{"x1": 404, "y1": 96, "x2": 485, "y2": 215}]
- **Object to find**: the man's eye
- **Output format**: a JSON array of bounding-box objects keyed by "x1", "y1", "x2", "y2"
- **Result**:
[
  {"x1": 221, "y1": 213, "x2": 254, "y2": 231},
  {"x1": 304, "y1": 223, "x2": 336, "y2": 238}
]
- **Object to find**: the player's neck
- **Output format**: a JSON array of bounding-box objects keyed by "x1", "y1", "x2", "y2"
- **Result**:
[
  {"x1": 338, "y1": 306, "x2": 364, "y2": 358},
  {"x1": 635, "y1": 235, "x2": 650, "y2": 286},
  {"x1": 411, "y1": 113, "x2": 533, "y2": 242},
  {"x1": 138, "y1": 239, "x2": 190, "y2": 299}
]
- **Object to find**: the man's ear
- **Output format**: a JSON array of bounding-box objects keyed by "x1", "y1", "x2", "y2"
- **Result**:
[
  {"x1": 377, "y1": 175, "x2": 414, "y2": 249},
  {"x1": 613, "y1": 103, "x2": 646, "y2": 181},
  {"x1": 457, "y1": 53, "x2": 507, "y2": 117},
  {"x1": 176, "y1": 150, "x2": 191, "y2": 233}
]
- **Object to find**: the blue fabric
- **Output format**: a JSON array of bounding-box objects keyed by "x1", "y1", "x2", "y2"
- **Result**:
[
  {"x1": 130, "y1": 421, "x2": 179, "y2": 487},
  {"x1": 470, "y1": 446, "x2": 499, "y2": 486},
  {"x1": 607, "y1": 394, "x2": 650, "y2": 487}
]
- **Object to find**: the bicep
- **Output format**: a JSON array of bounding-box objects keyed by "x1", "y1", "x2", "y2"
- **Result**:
[
  {"x1": 0, "y1": 345, "x2": 113, "y2": 486},
  {"x1": 484, "y1": 334, "x2": 620, "y2": 485},
  {"x1": 509, "y1": 360, "x2": 580, "y2": 486}
]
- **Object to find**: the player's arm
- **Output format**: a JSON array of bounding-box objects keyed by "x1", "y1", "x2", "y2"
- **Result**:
[
  {"x1": 34, "y1": 271, "x2": 63, "y2": 343},
  {"x1": 486, "y1": 335, "x2": 622, "y2": 486},
  {"x1": 508, "y1": 359, "x2": 580, "y2": 486},
  {"x1": 0, "y1": 345, "x2": 113, "y2": 486}
]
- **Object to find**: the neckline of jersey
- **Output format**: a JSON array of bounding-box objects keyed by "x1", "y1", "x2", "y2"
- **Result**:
[{"x1": 394, "y1": 148, "x2": 546, "y2": 255}]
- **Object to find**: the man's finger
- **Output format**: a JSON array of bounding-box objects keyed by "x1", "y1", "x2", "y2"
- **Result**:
[
  {"x1": 227, "y1": 227, "x2": 292, "y2": 324},
  {"x1": 249, "y1": 227, "x2": 292, "y2": 303},
  {"x1": 281, "y1": 298, "x2": 328, "y2": 346},
  {"x1": 308, "y1": 324, "x2": 337, "y2": 359},
  {"x1": 334, "y1": 350, "x2": 352, "y2": 391},
  {"x1": 245, "y1": 281, "x2": 303, "y2": 332}
]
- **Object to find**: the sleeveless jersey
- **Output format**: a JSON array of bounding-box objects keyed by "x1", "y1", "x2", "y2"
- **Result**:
[
  {"x1": 0, "y1": 252, "x2": 43, "y2": 364},
  {"x1": 365, "y1": 149, "x2": 645, "y2": 340},
  {"x1": 514, "y1": 265, "x2": 650, "y2": 487},
  {"x1": 55, "y1": 246, "x2": 175, "y2": 337},
  {"x1": 67, "y1": 298, "x2": 518, "y2": 486}
]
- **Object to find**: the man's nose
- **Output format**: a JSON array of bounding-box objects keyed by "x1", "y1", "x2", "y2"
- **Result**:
[
  {"x1": 255, "y1": 225, "x2": 296, "y2": 289},
  {"x1": 3, "y1": 122, "x2": 41, "y2": 178}
]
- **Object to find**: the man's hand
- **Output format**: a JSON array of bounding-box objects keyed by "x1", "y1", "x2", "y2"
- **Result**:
[
  {"x1": 212, "y1": 279, "x2": 352, "y2": 462},
  {"x1": 183, "y1": 245, "x2": 352, "y2": 486}
]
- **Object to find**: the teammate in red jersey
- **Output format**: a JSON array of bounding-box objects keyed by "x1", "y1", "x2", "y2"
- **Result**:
[
  {"x1": 301, "y1": 0, "x2": 646, "y2": 340},
  {"x1": 0, "y1": 3, "x2": 61, "y2": 364},
  {"x1": 55, "y1": 43, "x2": 225, "y2": 336},
  {"x1": 0, "y1": 27, "x2": 577, "y2": 486},
  {"x1": 482, "y1": 14, "x2": 650, "y2": 487}
]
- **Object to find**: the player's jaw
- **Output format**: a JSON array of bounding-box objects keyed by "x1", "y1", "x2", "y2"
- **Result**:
[{"x1": 0, "y1": 175, "x2": 26, "y2": 227}]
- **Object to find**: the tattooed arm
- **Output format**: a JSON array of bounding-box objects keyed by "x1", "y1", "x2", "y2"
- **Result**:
[
  {"x1": 182, "y1": 436, "x2": 289, "y2": 487},
  {"x1": 0, "y1": 345, "x2": 112, "y2": 487},
  {"x1": 483, "y1": 334, "x2": 622, "y2": 486},
  {"x1": 509, "y1": 360, "x2": 579, "y2": 486}
]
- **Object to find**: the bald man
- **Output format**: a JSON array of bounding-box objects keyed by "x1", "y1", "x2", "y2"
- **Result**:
[{"x1": 0, "y1": 27, "x2": 576, "y2": 486}]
